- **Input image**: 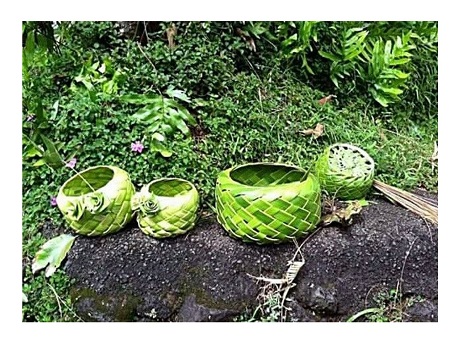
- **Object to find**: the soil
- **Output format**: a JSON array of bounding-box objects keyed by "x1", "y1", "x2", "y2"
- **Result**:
[{"x1": 51, "y1": 192, "x2": 437, "y2": 322}]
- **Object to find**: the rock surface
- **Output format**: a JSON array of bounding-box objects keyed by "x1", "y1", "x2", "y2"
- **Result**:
[{"x1": 60, "y1": 194, "x2": 438, "y2": 322}]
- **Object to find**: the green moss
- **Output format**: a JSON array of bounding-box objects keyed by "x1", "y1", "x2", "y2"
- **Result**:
[{"x1": 70, "y1": 287, "x2": 140, "y2": 322}]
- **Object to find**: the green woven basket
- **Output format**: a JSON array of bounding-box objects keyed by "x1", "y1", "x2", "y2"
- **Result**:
[
  {"x1": 132, "y1": 178, "x2": 200, "y2": 238},
  {"x1": 215, "y1": 163, "x2": 321, "y2": 245},
  {"x1": 56, "y1": 166, "x2": 135, "y2": 236},
  {"x1": 314, "y1": 143, "x2": 375, "y2": 200}
]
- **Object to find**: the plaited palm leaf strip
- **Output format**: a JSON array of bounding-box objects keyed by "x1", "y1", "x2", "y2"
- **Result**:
[
  {"x1": 56, "y1": 166, "x2": 135, "y2": 236},
  {"x1": 133, "y1": 178, "x2": 199, "y2": 238},
  {"x1": 215, "y1": 163, "x2": 321, "y2": 245},
  {"x1": 314, "y1": 143, "x2": 375, "y2": 200}
]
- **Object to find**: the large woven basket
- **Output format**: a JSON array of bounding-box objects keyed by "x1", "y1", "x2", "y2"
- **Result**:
[
  {"x1": 132, "y1": 178, "x2": 200, "y2": 238},
  {"x1": 215, "y1": 163, "x2": 321, "y2": 244},
  {"x1": 56, "y1": 166, "x2": 135, "y2": 236},
  {"x1": 314, "y1": 143, "x2": 375, "y2": 200}
]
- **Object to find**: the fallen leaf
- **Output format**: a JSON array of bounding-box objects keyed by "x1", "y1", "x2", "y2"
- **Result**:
[
  {"x1": 301, "y1": 123, "x2": 324, "y2": 138},
  {"x1": 321, "y1": 199, "x2": 369, "y2": 226},
  {"x1": 431, "y1": 141, "x2": 438, "y2": 161},
  {"x1": 166, "y1": 24, "x2": 177, "y2": 50},
  {"x1": 236, "y1": 28, "x2": 256, "y2": 52},
  {"x1": 318, "y1": 94, "x2": 336, "y2": 105},
  {"x1": 32, "y1": 234, "x2": 76, "y2": 277}
]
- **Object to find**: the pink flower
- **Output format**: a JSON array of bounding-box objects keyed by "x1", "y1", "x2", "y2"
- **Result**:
[
  {"x1": 66, "y1": 158, "x2": 77, "y2": 169},
  {"x1": 131, "y1": 141, "x2": 144, "y2": 153},
  {"x1": 50, "y1": 197, "x2": 57, "y2": 206}
]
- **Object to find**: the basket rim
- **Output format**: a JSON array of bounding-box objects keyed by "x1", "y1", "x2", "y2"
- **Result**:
[
  {"x1": 326, "y1": 143, "x2": 375, "y2": 171},
  {"x1": 57, "y1": 165, "x2": 126, "y2": 199},
  {"x1": 144, "y1": 177, "x2": 198, "y2": 197},
  {"x1": 221, "y1": 162, "x2": 313, "y2": 189}
]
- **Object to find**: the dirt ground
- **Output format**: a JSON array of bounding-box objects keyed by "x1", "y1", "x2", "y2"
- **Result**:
[{"x1": 49, "y1": 192, "x2": 437, "y2": 322}]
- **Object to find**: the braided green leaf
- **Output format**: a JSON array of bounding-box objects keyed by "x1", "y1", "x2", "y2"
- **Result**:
[
  {"x1": 314, "y1": 143, "x2": 375, "y2": 200},
  {"x1": 56, "y1": 166, "x2": 135, "y2": 236},
  {"x1": 134, "y1": 178, "x2": 199, "y2": 238},
  {"x1": 215, "y1": 163, "x2": 321, "y2": 245}
]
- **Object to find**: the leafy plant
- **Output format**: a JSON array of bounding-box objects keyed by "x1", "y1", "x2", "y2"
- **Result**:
[
  {"x1": 71, "y1": 56, "x2": 126, "y2": 102},
  {"x1": 121, "y1": 86, "x2": 197, "y2": 157},
  {"x1": 361, "y1": 34, "x2": 414, "y2": 106},
  {"x1": 319, "y1": 26, "x2": 369, "y2": 87},
  {"x1": 347, "y1": 288, "x2": 423, "y2": 322}
]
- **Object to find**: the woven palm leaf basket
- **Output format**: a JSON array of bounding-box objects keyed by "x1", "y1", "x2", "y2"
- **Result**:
[
  {"x1": 215, "y1": 163, "x2": 321, "y2": 245},
  {"x1": 132, "y1": 178, "x2": 200, "y2": 238},
  {"x1": 56, "y1": 166, "x2": 135, "y2": 236},
  {"x1": 314, "y1": 143, "x2": 375, "y2": 200}
]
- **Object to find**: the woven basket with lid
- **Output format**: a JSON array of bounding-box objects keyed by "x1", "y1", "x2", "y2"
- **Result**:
[
  {"x1": 132, "y1": 178, "x2": 199, "y2": 238},
  {"x1": 56, "y1": 165, "x2": 135, "y2": 236},
  {"x1": 215, "y1": 162, "x2": 321, "y2": 245},
  {"x1": 314, "y1": 143, "x2": 375, "y2": 200}
]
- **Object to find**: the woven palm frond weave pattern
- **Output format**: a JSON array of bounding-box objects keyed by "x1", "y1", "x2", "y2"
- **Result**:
[
  {"x1": 56, "y1": 166, "x2": 135, "y2": 236},
  {"x1": 314, "y1": 143, "x2": 375, "y2": 200},
  {"x1": 133, "y1": 178, "x2": 199, "y2": 238},
  {"x1": 215, "y1": 163, "x2": 321, "y2": 245}
]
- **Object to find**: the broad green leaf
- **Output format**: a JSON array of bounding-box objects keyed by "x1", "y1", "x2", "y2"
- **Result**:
[
  {"x1": 370, "y1": 89, "x2": 390, "y2": 107},
  {"x1": 32, "y1": 158, "x2": 47, "y2": 167},
  {"x1": 75, "y1": 76, "x2": 94, "y2": 91},
  {"x1": 132, "y1": 105, "x2": 157, "y2": 121},
  {"x1": 175, "y1": 119, "x2": 190, "y2": 135},
  {"x1": 318, "y1": 50, "x2": 339, "y2": 62},
  {"x1": 161, "y1": 123, "x2": 173, "y2": 134},
  {"x1": 50, "y1": 100, "x2": 59, "y2": 121},
  {"x1": 120, "y1": 93, "x2": 161, "y2": 105},
  {"x1": 150, "y1": 139, "x2": 173, "y2": 157},
  {"x1": 32, "y1": 234, "x2": 76, "y2": 277},
  {"x1": 347, "y1": 308, "x2": 380, "y2": 322},
  {"x1": 374, "y1": 84, "x2": 403, "y2": 95},
  {"x1": 147, "y1": 122, "x2": 161, "y2": 133},
  {"x1": 25, "y1": 31, "x2": 36, "y2": 57},
  {"x1": 34, "y1": 100, "x2": 45, "y2": 123},
  {"x1": 98, "y1": 63, "x2": 106, "y2": 74},
  {"x1": 152, "y1": 132, "x2": 165, "y2": 142},
  {"x1": 390, "y1": 58, "x2": 411, "y2": 66},
  {"x1": 22, "y1": 292, "x2": 28, "y2": 303},
  {"x1": 40, "y1": 135, "x2": 64, "y2": 168},
  {"x1": 165, "y1": 87, "x2": 191, "y2": 103}
]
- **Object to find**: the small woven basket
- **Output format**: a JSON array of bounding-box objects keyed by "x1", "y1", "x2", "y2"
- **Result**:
[
  {"x1": 132, "y1": 178, "x2": 200, "y2": 238},
  {"x1": 314, "y1": 143, "x2": 375, "y2": 200},
  {"x1": 56, "y1": 166, "x2": 135, "y2": 236},
  {"x1": 215, "y1": 163, "x2": 321, "y2": 245}
]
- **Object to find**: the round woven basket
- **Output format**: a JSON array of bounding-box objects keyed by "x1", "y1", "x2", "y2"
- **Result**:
[
  {"x1": 56, "y1": 166, "x2": 135, "y2": 236},
  {"x1": 314, "y1": 143, "x2": 375, "y2": 200},
  {"x1": 215, "y1": 163, "x2": 321, "y2": 245},
  {"x1": 132, "y1": 178, "x2": 200, "y2": 238}
]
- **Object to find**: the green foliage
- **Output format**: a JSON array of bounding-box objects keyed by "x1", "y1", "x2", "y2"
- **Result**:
[
  {"x1": 277, "y1": 21, "x2": 319, "y2": 74},
  {"x1": 258, "y1": 21, "x2": 437, "y2": 112},
  {"x1": 348, "y1": 288, "x2": 423, "y2": 322},
  {"x1": 121, "y1": 86, "x2": 197, "y2": 157},
  {"x1": 319, "y1": 26, "x2": 369, "y2": 86},
  {"x1": 362, "y1": 34, "x2": 414, "y2": 106},
  {"x1": 71, "y1": 56, "x2": 126, "y2": 102}
]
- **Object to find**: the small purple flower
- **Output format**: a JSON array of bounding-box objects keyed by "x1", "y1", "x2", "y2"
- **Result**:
[
  {"x1": 50, "y1": 196, "x2": 57, "y2": 206},
  {"x1": 131, "y1": 141, "x2": 144, "y2": 153},
  {"x1": 26, "y1": 114, "x2": 35, "y2": 122},
  {"x1": 66, "y1": 158, "x2": 77, "y2": 169}
]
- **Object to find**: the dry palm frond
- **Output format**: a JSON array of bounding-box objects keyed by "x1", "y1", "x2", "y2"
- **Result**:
[{"x1": 373, "y1": 180, "x2": 437, "y2": 225}]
